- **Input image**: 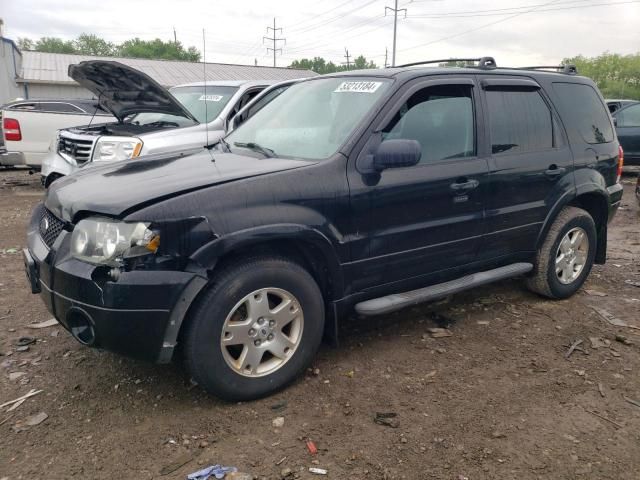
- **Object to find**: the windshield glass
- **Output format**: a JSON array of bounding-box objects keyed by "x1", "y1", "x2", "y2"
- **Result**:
[
  {"x1": 226, "y1": 77, "x2": 391, "y2": 160},
  {"x1": 128, "y1": 85, "x2": 239, "y2": 126}
]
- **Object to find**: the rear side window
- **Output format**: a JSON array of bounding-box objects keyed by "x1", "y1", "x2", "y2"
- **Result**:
[
  {"x1": 486, "y1": 89, "x2": 553, "y2": 154},
  {"x1": 552, "y1": 83, "x2": 614, "y2": 144},
  {"x1": 616, "y1": 104, "x2": 640, "y2": 127},
  {"x1": 9, "y1": 103, "x2": 39, "y2": 111},
  {"x1": 39, "y1": 103, "x2": 84, "y2": 113}
]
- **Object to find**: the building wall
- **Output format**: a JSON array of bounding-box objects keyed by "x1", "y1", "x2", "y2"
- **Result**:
[
  {"x1": 23, "y1": 83, "x2": 94, "y2": 100},
  {"x1": 0, "y1": 39, "x2": 23, "y2": 105}
]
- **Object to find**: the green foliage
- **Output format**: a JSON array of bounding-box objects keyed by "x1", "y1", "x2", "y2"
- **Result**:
[
  {"x1": 289, "y1": 55, "x2": 377, "y2": 74},
  {"x1": 564, "y1": 52, "x2": 640, "y2": 100},
  {"x1": 18, "y1": 34, "x2": 201, "y2": 62},
  {"x1": 118, "y1": 38, "x2": 200, "y2": 61}
]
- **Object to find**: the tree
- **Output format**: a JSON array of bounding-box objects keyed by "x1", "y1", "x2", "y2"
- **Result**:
[
  {"x1": 289, "y1": 55, "x2": 377, "y2": 74},
  {"x1": 34, "y1": 37, "x2": 76, "y2": 54},
  {"x1": 118, "y1": 38, "x2": 200, "y2": 61},
  {"x1": 74, "y1": 34, "x2": 116, "y2": 56},
  {"x1": 563, "y1": 52, "x2": 640, "y2": 100},
  {"x1": 16, "y1": 34, "x2": 201, "y2": 62}
]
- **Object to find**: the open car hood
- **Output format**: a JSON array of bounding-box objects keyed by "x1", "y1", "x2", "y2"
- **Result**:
[{"x1": 68, "y1": 60, "x2": 198, "y2": 123}]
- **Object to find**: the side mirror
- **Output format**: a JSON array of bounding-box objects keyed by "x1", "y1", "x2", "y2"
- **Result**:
[{"x1": 373, "y1": 139, "x2": 422, "y2": 171}]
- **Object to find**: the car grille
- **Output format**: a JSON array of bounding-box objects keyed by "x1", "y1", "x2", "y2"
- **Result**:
[
  {"x1": 39, "y1": 208, "x2": 65, "y2": 249},
  {"x1": 58, "y1": 135, "x2": 94, "y2": 164}
]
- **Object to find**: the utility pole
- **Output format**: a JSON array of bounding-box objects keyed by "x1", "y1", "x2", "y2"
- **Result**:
[
  {"x1": 264, "y1": 18, "x2": 285, "y2": 67},
  {"x1": 342, "y1": 48, "x2": 351, "y2": 69},
  {"x1": 384, "y1": 47, "x2": 389, "y2": 68},
  {"x1": 173, "y1": 27, "x2": 177, "y2": 45},
  {"x1": 385, "y1": 0, "x2": 407, "y2": 67}
]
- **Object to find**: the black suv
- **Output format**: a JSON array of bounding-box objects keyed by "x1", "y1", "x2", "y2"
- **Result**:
[{"x1": 24, "y1": 57, "x2": 623, "y2": 401}]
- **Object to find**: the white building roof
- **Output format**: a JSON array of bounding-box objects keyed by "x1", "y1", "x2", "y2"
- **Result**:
[{"x1": 19, "y1": 51, "x2": 316, "y2": 86}]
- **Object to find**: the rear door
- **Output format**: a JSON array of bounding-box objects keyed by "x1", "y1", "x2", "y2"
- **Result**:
[
  {"x1": 478, "y1": 76, "x2": 574, "y2": 260},
  {"x1": 347, "y1": 76, "x2": 489, "y2": 291},
  {"x1": 614, "y1": 103, "x2": 640, "y2": 162}
]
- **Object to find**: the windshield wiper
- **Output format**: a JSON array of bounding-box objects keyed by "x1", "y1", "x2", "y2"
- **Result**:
[
  {"x1": 206, "y1": 136, "x2": 231, "y2": 152},
  {"x1": 233, "y1": 141, "x2": 276, "y2": 158},
  {"x1": 142, "y1": 120, "x2": 181, "y2": 128}
]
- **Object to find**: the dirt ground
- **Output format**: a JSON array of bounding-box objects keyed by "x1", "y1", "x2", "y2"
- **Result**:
[{"x1": 0, "y1": 168, "x2": 639, "y2": 480}]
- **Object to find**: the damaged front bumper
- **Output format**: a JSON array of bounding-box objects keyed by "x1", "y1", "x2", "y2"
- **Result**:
[{"x1": 24, "y1": 203, "x2": 206, "y2": 363}]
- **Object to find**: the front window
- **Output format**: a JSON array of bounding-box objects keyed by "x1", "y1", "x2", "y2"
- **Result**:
[
  {"x1": 128, "y1": 85, "x2": 239, "y2": 126},
  {"x1": 226, "y1": 77, "x2": 391, "y2": 160}
]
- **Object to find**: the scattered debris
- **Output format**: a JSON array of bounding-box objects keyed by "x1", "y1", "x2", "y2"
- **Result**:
[
  {"x1": 5, "y1": 248, "x2": 18, "y2": 254},
  {"x1": 187, "y1": 465, "x2": 238, "y2": 480},
  {"x1": 584, "y1": 409, "x2": 623, "y2": 429},
  {"x1": 0, "y1": 389, "x2": 43, "y2": 411},
  {"x1": 585, "y1": 289, "x2": 607, "y2": 297},
  {"x1": 491, "y1": 430, "x2": 506, "y2": 439},
  {"x1": 226, "y1": 473, "x2": 252, "y2": 480},
  {"x1": 280, "y1": 467, "x2": 292, "y2": 478},
  {"x1": 477, "y1": 320, "x2": 490, "y2": 325},
  {"x1": 13, "y1": 411, "x2": 48, "y2": 431},
  {"x1": 159, "y1": 453, "x2": 193, "y2": 476},
  {"x1": 591, "y1": 307, "x2": 628, "y2": 327},
  {"x1": 625, "y1": 280, "x2": 640, "y2": 288},
  {"x1": 598, "y1": 383, "x2": 606, "y2": 398},
  {"x1": 15, "y1": 346, "x2": 29, "y2": 352},
  {"x1": 306, "y1": 440, "x2": 318, "y2": 455},
  {"x1": 309, "y1": 467, "x2": 328, "y2": 475},
  {"x1": 429, "y1": 312, "x2": 455, "y2": 328},
  {"x1": 14, "y1": 336, "x2": 36, "y2": 347},
  {"x1": 343, "y1": 370, "x2": 355, "y2": 378},
  {"x1": 374, "y1": 412, "x2": 399, "y2": 428},
  {"x1": 272, "y1": 416, "x2": 285, "y2": 428},
  {"x1": 622, "y1": 396, "x2": 640, "y2": 409},
  {"x1": 275, "y1": 456, "x2": 287, "y2": 466},
  {"x1": 565, "y1": 339, "x2": 583, "y2": 359},
  {"x1": 615, "y1": 334, "x2": 633, "y2": 346},
  {"x1": 27, "y1": 319, "x2": 58, "y2": 329},
  {"x1": 270, "y1": 400, "x2": 287, "y2": 412},
  {"x1": 589, "y1": 337, "x2": 609, "y2": 349},
  {"x1": 8, "y1": 372, "x2": 26, "y2": 381},
  {"x1": 427, "y1": 327, "x2": 453, "y2": 338}
]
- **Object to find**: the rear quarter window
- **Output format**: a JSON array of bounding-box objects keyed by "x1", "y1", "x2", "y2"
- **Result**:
[{"x1": 552, "y1": 83, "x2": 614, "y2": 144}]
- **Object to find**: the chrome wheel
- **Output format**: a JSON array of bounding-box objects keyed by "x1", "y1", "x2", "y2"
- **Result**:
[
  {"x1": 220, "y1": 288, "x2": 304, "y2": 377},
  {"x1": 555, "y1": 227, "x2": 589, "y2": 284}
]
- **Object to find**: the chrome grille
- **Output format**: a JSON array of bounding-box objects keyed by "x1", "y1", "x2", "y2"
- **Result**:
[
  {"x1": 39, "y1": 208, "x2": 65, "y2": 249},
  {"x1": 58, "y1": 135, "x2": 94, "y2": 164}
]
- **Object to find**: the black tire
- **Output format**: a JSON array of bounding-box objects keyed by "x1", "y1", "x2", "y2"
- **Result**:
[
  {"x1": 183, "y1": 256, "x2": 324, "y2": 401},
  {"x1": 526, "y1": 206, "x2": 597, "y2": 299}
]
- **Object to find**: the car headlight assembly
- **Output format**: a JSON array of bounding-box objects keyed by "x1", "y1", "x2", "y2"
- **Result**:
[
  {"x1": 70, "y1": 218, "x2": 160, "y2": 267},
  {"x1": 92, "y1": 136, "x2": 143, "y2": 162}
]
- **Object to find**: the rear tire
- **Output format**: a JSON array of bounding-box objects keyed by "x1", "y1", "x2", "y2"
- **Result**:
[
  {"x1": 526, "y1": 206, "x2": 596, "y2": 299},
  {"x1": 183, "y1": 256, "x2": 324, "y2": 401}
]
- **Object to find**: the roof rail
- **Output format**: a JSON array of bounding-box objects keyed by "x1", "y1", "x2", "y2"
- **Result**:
[
  {"x1": 516, "y1": 64, "x2": 578, "y2": 75},
  {"x1": 396, "y1": 56, "x2": 497, "y2": 69}
]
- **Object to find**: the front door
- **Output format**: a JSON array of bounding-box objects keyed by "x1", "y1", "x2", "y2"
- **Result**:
[{"x1": 347, "y1": 77, "x2": 489, "y2": 293}]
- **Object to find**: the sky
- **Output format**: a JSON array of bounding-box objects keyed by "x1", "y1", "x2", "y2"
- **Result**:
[{"x1": 1, "y1": 0, "x2": 639, "y2": 68}]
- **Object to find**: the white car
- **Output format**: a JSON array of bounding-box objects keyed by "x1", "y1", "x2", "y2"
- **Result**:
[
  {"x1": 41, "y1": 60, "x2": 293, "y2": 187},
  {"x1": 0, "y1": 99, "x2": 114, "y2": 168}
]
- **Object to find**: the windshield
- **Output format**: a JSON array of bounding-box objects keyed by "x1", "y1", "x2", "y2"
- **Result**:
[
  {"x1": 226, "y1": 77, "x2": 391, "y2": 160},
  {"x1": 128, "y1": 85, "x2": 239, "y2": 126}
]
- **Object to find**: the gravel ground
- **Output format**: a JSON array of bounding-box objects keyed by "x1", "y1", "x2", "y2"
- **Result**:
[{"x1": 0, "y1": 169, "x2": 639, "y2": 480}]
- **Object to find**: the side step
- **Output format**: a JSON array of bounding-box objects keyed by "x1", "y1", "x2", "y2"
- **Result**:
[{"x1": 354, "y1": 263, "x2": 533, "y2": 316}]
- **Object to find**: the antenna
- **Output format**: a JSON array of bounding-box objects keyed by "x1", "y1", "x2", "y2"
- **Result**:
[{"x1": 202, "y1": 28, "x2": 210, "y2": 151}]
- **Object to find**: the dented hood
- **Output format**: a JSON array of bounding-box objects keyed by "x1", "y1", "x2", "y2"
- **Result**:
[{"x1": 68, "y1": 60, "x2": 198, "y2": 123}]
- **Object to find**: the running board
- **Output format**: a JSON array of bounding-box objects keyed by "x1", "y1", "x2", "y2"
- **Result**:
[{"x1": 354, "y1": 263, "x2": 533, "y2": 316}]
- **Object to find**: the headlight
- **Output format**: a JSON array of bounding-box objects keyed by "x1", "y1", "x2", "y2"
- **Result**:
[
  {"x1": 70, "y1": 218, "x2": 160, "y2": 266},
  {"x1": 92, "y1": 136, "x2": 143, "y2": 162}
]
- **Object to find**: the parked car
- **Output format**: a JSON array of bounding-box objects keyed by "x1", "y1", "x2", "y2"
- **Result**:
[
  {"x1": 605, "y1": 98, "x2": 638, "y2": 114},
  {"x1": 1, "y1": 99, "x2": 114, "y2": 168},
  {"x1": 611, "y1": 101, "x2": 640, "y2": 166},
  {"x1": 24, "y1": 58, "x2": 623, "y2": 401},
  {"x1": 636, "y1": 174, "x2": 640, "y2": 205},
  {"x1": 41, "y1": 60, "x2": 285, "y2": 186},
  {"x1": 228, "y1": 78, "x2": 299, "y2": 132}
]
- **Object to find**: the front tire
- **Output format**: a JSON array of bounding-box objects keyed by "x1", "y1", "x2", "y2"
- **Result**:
[
  {"x1": 526, "y1": 206, "x2": 596, "y2": 299},
  {"x1": 183, "y1": 256, "x2": 324, "y2": 401}
]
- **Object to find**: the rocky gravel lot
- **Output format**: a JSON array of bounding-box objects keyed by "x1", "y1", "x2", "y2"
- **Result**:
[{"x1": 0, "y1": 169, "x2": 639, "y2": 480}]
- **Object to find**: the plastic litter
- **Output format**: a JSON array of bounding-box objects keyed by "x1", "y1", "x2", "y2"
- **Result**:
[
  {"x1": 187, "y1": 465, "x2": 238, "y2": 480},
  {"x1": 306, "y1": 439, "x2": 318, "y2": 455}
]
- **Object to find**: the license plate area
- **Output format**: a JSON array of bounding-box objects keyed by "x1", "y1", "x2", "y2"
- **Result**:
[{"x1": 23, "y1": 248, "x2": 41, "y2": 294}]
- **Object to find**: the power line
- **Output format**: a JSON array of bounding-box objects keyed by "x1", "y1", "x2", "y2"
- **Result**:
[
  {"x1": 287, "y1": 0, "x2": 379, "y2": 34},
  {"x1": 286, "y1": 0, "x2": 357, "y2": 32},
  {"x1": 263, "y1": 18, "x2": 286, "y2": 67},
  {"x1": 385, "y1": 0, "x2": 407, "y2": 67}
]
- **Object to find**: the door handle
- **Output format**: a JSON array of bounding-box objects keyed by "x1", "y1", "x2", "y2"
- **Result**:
[
  {"x1": 544, "y1": 165, "x2": 566, "y2": 177},
  {"x1": 450, "y1": 179, "x2": 479, "y2": 192}
]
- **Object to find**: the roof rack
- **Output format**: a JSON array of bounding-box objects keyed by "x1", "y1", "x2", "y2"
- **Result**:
[
  {"x1": 395, "y1": 56, "x2": 497, "y2": 69},
  {"x1": 516, "y1": 64, "x2": 578, "y2": 75}
]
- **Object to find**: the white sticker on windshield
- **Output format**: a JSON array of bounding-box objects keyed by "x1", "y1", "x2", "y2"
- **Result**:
[
  {"x1": 199, "y1": 94, "x2": 223, "y2": 102},
  {"x1": 334, "y1": 81, "x2": 382, "y2": 93}
]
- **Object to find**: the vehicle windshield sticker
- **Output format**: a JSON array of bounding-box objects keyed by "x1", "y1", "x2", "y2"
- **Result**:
[
  {"x1": 334, "y1": 81, "x2": 382, "y2": 93},
  {"x1": 199, "y1": 94, "x2": 224, "y2": 102}
]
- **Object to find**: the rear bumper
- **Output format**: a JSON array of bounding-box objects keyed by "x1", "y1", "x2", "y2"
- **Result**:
[
  {"x1": 0, "y1": 150, "x2": 25, "y2": 166},
  {"x1": 607, "y1": 182, "x2": 624, "y2": 222},
  {"x1": 24, "y1": 204, "x2": 206, "y2": 362}
]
